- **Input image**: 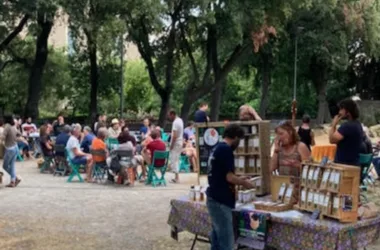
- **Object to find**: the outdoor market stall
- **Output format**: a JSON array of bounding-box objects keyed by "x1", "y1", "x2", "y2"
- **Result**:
[
  {"x1": 168, "y1": 196, "x2": 380, "y2": 250},
  {"x1": 169, "y1": 120, "x2": 380, "y2": 250}
]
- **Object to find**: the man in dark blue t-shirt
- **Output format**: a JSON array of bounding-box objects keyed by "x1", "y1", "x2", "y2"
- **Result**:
[
  {"x1": 194, "y1": 103, "x2": 209, "y2": 123},
  {"x1": 206, "y1": 124, "x2": 255, "y2": 250},
  {"x1": 55, "y1": 125, "x2": 71, "y2": 157},
  {"x1": 329, "y1": 98, "x2": 363, "y2": 166}
]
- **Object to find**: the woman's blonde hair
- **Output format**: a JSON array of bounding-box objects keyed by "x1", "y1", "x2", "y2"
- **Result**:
[{"x1": 40, "y1": 125, "x2": 48, "y2": 137}]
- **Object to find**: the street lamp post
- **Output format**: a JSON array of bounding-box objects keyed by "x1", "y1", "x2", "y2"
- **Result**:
[
  {"x1": 120, "y1": 35, "x2": 124, "y2": 119},
  {"x1": 292, "y1": 27, "x2": 304, "y2": 127}
]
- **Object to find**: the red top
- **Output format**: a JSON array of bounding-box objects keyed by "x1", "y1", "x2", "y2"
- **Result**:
[{"x1": 147, "y1": 139, "x2": 166, "y2": 167}]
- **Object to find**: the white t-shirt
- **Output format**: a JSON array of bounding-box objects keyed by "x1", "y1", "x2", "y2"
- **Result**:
[
  {"x1": 171, "y1": 117, "x2": 184, "y2": 146},
  {"x1": 66, "y1": 136, "x2": 80, "y2": 159},
  {"x1": 21, "y1": 123, "x2": 37, "y2": 136}
]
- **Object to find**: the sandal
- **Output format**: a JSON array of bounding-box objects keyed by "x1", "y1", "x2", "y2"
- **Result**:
[
  {"x1": 15, "y1": 178, "x2": 22, "y2": 187},
  {"x1": 6, "y1": 182, "x2": 16, "y2": 188},
  {"x1": 170, "y1": 179, "x2": 178, "y2": 184}
]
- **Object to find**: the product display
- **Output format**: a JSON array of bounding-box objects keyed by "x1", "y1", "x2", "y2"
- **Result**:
[
  {"x1": 301, "y1": 165, "x2": 309, "y2": 186},
  {"x1": 320, "y1": 169, "x2": 331, "y2": 190},
  {"x1": 278, "y1": 183, "x2": 287, "y2": 202},
  {"x1": 284, "y1": 184, "x2": 294, "y2": 204},
  {"x1": 300, "y1": 188, "x2": 307, "y2": 208},
  {"x1": 296, "y1": 162, "x2": 360, "y2": 223}
]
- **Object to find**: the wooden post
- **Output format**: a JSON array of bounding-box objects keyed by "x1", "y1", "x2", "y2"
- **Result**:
[{"x1": 291, "y1": 99, "x2": 297, "y2": 127}]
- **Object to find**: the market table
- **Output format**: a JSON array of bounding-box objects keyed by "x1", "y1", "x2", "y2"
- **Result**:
[{"x1": 168, "y1": 197, "x2": 380, "y2": 250}]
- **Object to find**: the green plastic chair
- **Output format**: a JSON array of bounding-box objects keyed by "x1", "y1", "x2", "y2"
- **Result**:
[
  {"x1": 106, "y1": 138, "x2": 119, "y2": 151},
  {"x1": 161, "y1": 129, "x2": 169, "y2": 142},
  {"x1": 53, "y1": 144, "x2": 68, "y2": 176},
  {"x1": 66, "y1": 148, "x2": 85, "y2": 182},
  {"x1": 16, "y1": 145, "x2": 24, "y2": 162},
  {"x1": 39, "y1": 145, "x2": 54, "y2": 173},
  {"x1": 145, "y1": 151, "x2": 170, "y2": 187},
  {"x1": 359, "y1": 154, "x2": 373, "y2": 191},
  {"x1": 90, "y1": 149, "x2": 108, "y2": 182},
  {"x1": 179, "y1": 155, "x2": 190, "y2": 173}
]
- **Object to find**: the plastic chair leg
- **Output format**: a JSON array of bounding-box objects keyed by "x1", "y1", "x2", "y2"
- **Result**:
[{"x1": 67, "y1": 166, "x2": 83, "y2": 182}]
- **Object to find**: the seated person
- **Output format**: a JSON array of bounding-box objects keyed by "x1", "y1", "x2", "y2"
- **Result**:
[
  {"x1": 16, "y1": 133, "x2": 31, "y2": 159},
  {"x1": 21, "y1": 117, "x2": 37, "y2": 137},
  {"x1": 55, "y1": 125, "x2": 71, "y2": 156},
  {"x1": 108, "y1": 119, "x2": 121, "y2": 139},
  {"x1": 141, "y1": 125, "x2": 160, "y2": 148},
  {"x1": 39, "y1": 125, "x2": 54, "y2": 158},
  {"x1": 119, "y1": 126, "x2": 137, "y2": 147},
  {"x1": 182, "y1": 138, "x2": 199, "y2": 172},
  {"x1": 106, "y1": 131, "x2": 142, "y2": 185},
  {"x1": 81, "y1": 126, "x2": 95, "y2": 153},
  {"x1": 66, "y1": 124, "x2": 94, "y2": 183},
  {"x1": 184, "y1": 121, "x2": 195, "y2": 141},
  {"x1": 142, "y1": 129, "x2": 166, "y2": 173},
  {"x1": 140, "y1": 118, "x2": 151, "y2": 139},
  {"x1": 91, "y1": 127, "x2": 109, "y2": 164}
]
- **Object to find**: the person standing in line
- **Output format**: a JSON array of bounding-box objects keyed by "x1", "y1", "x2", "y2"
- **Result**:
[
  {"x1": 194, "y1": 103, "x2": 210, "y2": 123},
  {"x1": 2, "y1": 115, "x2": 22, "y2": 187},
  {"x1": 207, "y1": 124, "x2": 255, "y2": 250},
  {"x1": 168, "y1": 110, "x2": 184, "y2": 183},
  {"x1": 297, "y1": 114, "x2": 315, "y2": 151},
  {"x1": 329, "y1": 98, "x2": 363, "y2": 166}
]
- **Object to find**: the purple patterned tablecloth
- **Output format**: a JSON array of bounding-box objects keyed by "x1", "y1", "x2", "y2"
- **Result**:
[{"x1": 167, "y1": 197, "x2": 380, "y2": 250}]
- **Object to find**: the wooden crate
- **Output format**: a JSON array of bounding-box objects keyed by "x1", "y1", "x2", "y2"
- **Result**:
[
  {"x1": 195, "y1": 121, "x2": 271, "y2": 195},
  {"x1": 297, "y1": 161, "x2": 360, "y2": 223}
]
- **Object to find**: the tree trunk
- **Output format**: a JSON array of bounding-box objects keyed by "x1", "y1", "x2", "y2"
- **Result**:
[
  {"x1": 259, "y1": 53, "x2": 271, "y2": 119},
  {"x1": 158, "y1": 92, "x2": 170, "y2": 127},
  {"x1": 210, "y1": 78, "x2": 224, "y2": 121},
  {"x1": 180, "y1": 93, "x2": 196, "y2": 125},
  {"x1": 87, "y1": 34, "x2": 98, "y2": 123},
  {"x1": 24, "y1": 12, "x2": 53, "y2": 119},
  {"x1": 311, "y1": 57, "x2": 328, "y2": 125}
]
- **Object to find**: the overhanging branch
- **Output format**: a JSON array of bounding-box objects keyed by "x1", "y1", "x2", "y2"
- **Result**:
[{"x1": 0, "y1": 14, "x2": 30, "y2": 53}]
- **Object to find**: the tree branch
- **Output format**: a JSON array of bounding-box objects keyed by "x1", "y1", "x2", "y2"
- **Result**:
[
  {"x1": 7, "y1": 48, "x2": 31, "y2": 68},
  {"x1": 193, "y1": 41, "x2": 251, "y2": 98},
  {"x1": 164, "y1": 0, "x2": 183, "y2": 92},
  {"x1": 0, "y1": 60, "x2": 15, "y2": 72},
  {"x1": 0, "y1": 14, "x2": 30, "y2": 53},
  {"x1": 137, "y1": 16, "x2": 165, "y2": 96},
  {"x1": 179, "y1": 21, "x2": 199, "y2": 83}
]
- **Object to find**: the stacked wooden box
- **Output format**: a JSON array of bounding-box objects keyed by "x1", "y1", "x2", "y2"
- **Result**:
[
  {"x1": 232, "y1": 121, "x2": 271, "y2": 195},
  {"x1": 195, "y1": 121, "x2": 271, "y2": 195},
  {"x1": 295, "y1": 162, "x2": 360, "y2": 223}
]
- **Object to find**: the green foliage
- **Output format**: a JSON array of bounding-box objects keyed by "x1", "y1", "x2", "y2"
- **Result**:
[{"x1": 123, "y1": 60, "x2": 156, "y2": 114}]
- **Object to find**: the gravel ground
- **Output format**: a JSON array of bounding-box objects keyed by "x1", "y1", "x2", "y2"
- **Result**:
[
  {"x1": 1, "y1": 160, "x2": 379, "y2": 250},
  {"x1": 0, "y1": 160, "x2": 208, "y2": 250}
]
